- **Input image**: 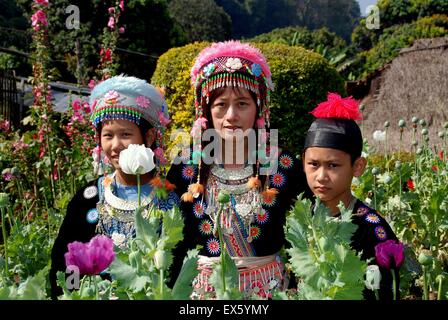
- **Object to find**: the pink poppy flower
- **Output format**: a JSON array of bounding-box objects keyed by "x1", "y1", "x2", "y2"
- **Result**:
[
  {"x1": 64, "y1": 235, "x2": 115, "y2": 275},
  {"x1": 374, "y1": 240, "x2": 405, "y2": 270},
  {"x1": 88, "y1": 79, "x2": 95, "y2": 90},
  {"x1": 35, "y1": 0, "x2": 49, "y2": 7}
]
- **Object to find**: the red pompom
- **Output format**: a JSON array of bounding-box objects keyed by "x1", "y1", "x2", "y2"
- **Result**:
[{"x1": 310, "y1": 93, "x2": 362, "y2": 120}]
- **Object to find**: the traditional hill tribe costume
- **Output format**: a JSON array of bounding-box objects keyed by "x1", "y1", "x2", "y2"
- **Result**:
[
  {"x1": 49, "y1": 76, "x2": 179, "y2": 299},
  {"x1": 304, "y1": 93, "x2": 401, "y2": 300},
  {"x1": 167, "y1": 41, "x2": 311, "y2": 299}
]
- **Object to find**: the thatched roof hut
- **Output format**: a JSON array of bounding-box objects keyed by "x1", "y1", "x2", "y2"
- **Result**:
[{"x1": 347, "y1": 37, "x2": 448, "y2": 154}]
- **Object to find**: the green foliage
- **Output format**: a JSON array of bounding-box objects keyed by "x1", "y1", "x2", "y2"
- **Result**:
[
  {"x1": 208, "y1": 247, "x2": 242, "y2": 300},
  {"x1": 348, "y1": 14, "x2": 448, "y2": 80},
  {"x1": 216, "y1": 0, "x2": 360, "y2": 41},
  {"x1": 168, "y1": 0, "x2": 231, "y2": 43},
  {"x1": 285, "y1": 196, "x2": 367, "y2": 300},
  {"x1": 250, "y1": 26, "x2": 346, "y2": 54},
  {"x1": 152, "y1": 41, "x2": 345, "y2": 156},
  {"x1": 377, "y1": 0, "x2": 448, "y2": 29},
  {"x1": 0, "y1": 266, "x2": 48, "y2": 300}
]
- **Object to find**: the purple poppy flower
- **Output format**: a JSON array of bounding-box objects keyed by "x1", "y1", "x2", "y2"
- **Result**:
[
  {"x1": 374, "y1": 239, "x2": 405, "y2": 270},
  {"x1": 64, "y1": 235, "x2": 115, "y2": 275}
]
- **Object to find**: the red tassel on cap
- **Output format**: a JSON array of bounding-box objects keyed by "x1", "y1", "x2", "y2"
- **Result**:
[{"x1": 310, "y1": 93, "x2": 362, "y2": 121}]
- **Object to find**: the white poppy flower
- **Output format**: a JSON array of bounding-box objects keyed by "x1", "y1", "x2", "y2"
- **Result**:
[
  {"x1": 365, "y1": 265, "x2": 382, "y2": 290},
  {"x1": 119, "y1": 144, "x2": 155, "y2": 175},
  {"x1": 111, "y1": 232, "x2": 126, "y2": 249},
  {"x1": 373, "y1": 130, "x2": 386, "y2": 141}
]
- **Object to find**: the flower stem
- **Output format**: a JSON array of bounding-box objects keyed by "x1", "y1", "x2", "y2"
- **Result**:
[
  {"x1": 137, "y1": 174, "x2": 141, "y2": 208},
  {"x1": 95, "y1": 276, "x2": 99, "y2": 300},
  {"x1": 423, "y1": 266, "x2": 429, "y2": 300},
  {"x1": 1, "y1": 207, "x2": 9, "y2": 275},
  {"x1": 437, "y1": 276, "x2": 443, "y2": 300},
  {"x1": 391, "y1": 269, "x2": 397, "y2": 300},
  {"x1": 373, "y1": 176, "x2": 377, "y2": 210},
  {"x1": 217, "y1": 204, "x2": 226, "y2": 292},
  {"x1": 160, "y1": 269, "x2": 164, "y2": 297}
]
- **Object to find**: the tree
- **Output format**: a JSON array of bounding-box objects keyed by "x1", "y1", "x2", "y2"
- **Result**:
[
  {"x1": 168, "y1": 0, "x2": 232, "y2": 43},
  {"x1": 217, "y1": 0, "x2": 360, "y2": 42}
]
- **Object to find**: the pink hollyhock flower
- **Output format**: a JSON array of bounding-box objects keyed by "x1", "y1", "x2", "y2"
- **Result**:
[
  {"x1": 64, "y1": 235, "x2": 115, "y2": 275},
  {"x1": 88, "y1": 79, "x2": 96, "y2": 90},
  {"x1": 35, "y1": 0, "x2": 49, "y2": 6},
  {"x1": 31, "y1": 10, "x2": 48, "y2": 31},
  {"x1": 119, "y1": 0, "x2": 125, "y2": 11},
  {"x1": 158, "y1": 111, "x2": 171, "y2": 127},
  {"x1": 0, "y1": 120, "x2": 11, "y2": 132},
  {"x1": 375, "y1": 240, "x2": 405, "y2": 270},
  {"x1": 108, "y1": 7, "x2": 115, "y2": 14},
  {"x1": 72, "y1": 99, "x2": 82, "y2": 112},
  {"x1": 107, "y1": 17, "x2": 115, "y2": 29},
  {"x1": 83, "y1": 102, "x2": 91, "y2": 114},
  {"x1": 119, "y1": 27, "x2": 125, "y2": 34}
]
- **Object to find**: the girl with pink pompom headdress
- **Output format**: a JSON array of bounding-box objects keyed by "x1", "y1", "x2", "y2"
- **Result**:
[{"x1": 167, "y1": 41, "x2": 310, "y2": 299}]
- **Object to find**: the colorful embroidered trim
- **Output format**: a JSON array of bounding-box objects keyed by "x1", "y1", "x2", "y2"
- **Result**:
[
  {"x1": 270, "y1": 172, "x2": 286, "y2": 189},
  {"x1": 91, "y1": 105, "x2": 143, "y2": 128},
  {"x1": 374, "y1": 226, "x2": 388, "y2": 240},
  {"x1": 199, "y1": 220, "x2": 213, "y2": 236},
  {"x1": 86, "y1": 208, "x2": 99, "y2": 224},
  {"x1": 206, "y1": 238, "x2": 221, "y2": 255},
  {"x1": 279, "y1": 154, "x2": 294, "y2": 170},
  {"x1": 365, "y1": 213, "x2": 381, "y2": 224}
]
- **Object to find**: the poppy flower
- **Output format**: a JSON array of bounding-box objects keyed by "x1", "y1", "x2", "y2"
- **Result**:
[{"x1": 64, "y1": 235, "x2": 115, "y2": 275}]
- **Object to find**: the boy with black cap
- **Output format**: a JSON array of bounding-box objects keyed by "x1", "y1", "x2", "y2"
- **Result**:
[{"x1": 302, "y1": 92, "x2": 402, "y2": 300}]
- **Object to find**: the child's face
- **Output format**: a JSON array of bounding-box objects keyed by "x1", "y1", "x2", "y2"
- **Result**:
[
  {"x1": 100, "y1": 119, "x2": 145, "y2": 170},
  {"x1": 303, "y1": 147, "x2": 365, "y2": 206}
]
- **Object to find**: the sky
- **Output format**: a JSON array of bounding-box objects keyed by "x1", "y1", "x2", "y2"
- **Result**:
[{"x1": 357, "y1": 0, "x2": 378, "y2": 16}]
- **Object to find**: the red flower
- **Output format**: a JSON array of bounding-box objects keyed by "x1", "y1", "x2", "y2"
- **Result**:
[
  {"x1": 375, "y1": 240, "x2": 405, "y2": 270},
  {"x1": 64, "y1": 235, "x2": 115, "y2": 275},
  {"x1": 439, "y1": 151, "x2": 444, "y2": 161},
  {"x1": 432, "y1": 165, "x2": 438, "y2": 172},
  {"x1": 406, "y1": 179, "x2": 414, "y2": 191}
]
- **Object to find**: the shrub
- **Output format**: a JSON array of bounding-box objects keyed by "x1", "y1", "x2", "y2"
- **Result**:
[{"x1": 151, "y1": 41, "x2": 345, "y2": 156}]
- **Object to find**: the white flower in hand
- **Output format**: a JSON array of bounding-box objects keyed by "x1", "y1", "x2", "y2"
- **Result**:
[
  {"x1": 119, "y1": 144, "x2": 155, "y2": 175},
  {"x1": 365, "y1": 265, "x2": 382, "y2": 290}
]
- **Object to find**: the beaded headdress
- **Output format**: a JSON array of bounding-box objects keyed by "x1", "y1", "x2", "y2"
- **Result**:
[
  {"x1": 304, "y1": 92, "x2": 363, "y2": 159},
  {"x1": 89, "y1": 75, "x2": 171, "y2": 175},
  {"x1": 191, "y1": 40, "x2": 274, "y2": 128}
]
